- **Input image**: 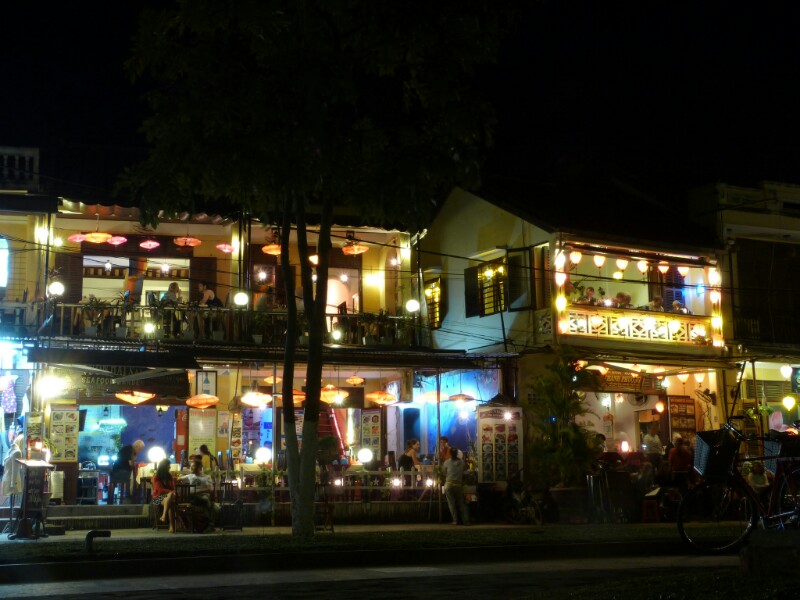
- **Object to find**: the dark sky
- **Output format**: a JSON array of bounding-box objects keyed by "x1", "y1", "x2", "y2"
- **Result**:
[{"x1": 2, "y1": 3, "x2": 800, "y2": 201}]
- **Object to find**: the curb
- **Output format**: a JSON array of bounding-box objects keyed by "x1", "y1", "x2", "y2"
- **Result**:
[{"x1": 0, "y1": 540, "x2": 696, "y2": 584}]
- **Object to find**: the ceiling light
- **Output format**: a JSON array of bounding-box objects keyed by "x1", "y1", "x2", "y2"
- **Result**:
[
  {"x1": 262, "y1": 243, "x2": 281, "y2": 256},
  {"x1": 140, "y1": 239, "x2": 160, "y2": 250},
  {"x1": 68, "y1": 233, "x2": 86, "y2": 243},
  {"x1": 115, "y1": 391, "x2": 156, "y2": 405},
  {"x1": 637, "y1": 260, "x2": 649, "y2": 273},
  {"x1": 593, "y1": 255, "x2": 606, "y2": 268},
  {"x1": 185, "y1": 393, "x2": 220, "y2": 409},
  {"x1": 342, "y1": 241, "x2": 369, "y2": 255},
  {"x1": 569, "y1": 250, "x2": 582, "y2": 265},
  {"x1": 365, "y1": 390, "x2": 397, "y2": 405},
  {"x1": 107, "y1": 236, "x2": 128, "y2": 246},
  {"x1": 174, "y1": 235, "x2": 201, "y2": 247},
  {"x1": 216, "y1": 243, "x2": 235, "y2": 253},
  {"x1": 345, "y1": 375, "x2": 365, "y2": 386},
  {"x1": 657, "y1": 261, "x2": 669, "y2": 274}
]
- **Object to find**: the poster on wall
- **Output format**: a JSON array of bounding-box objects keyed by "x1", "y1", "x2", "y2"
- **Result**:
[
  {"x1": 217, "y1": 411, "x2": 230, "y2": 437},
  {"x1": 476, "y1": 406, "x2": 522, "y2": 483},
  {"x1": 361, "y1": 408, "x2": 381, "y2": 458},
  {"x1": 49, "y1": 407, "x2": 79, "y2": 462},
  {"x1": 195, "y1": 370, "x2": 217, "y2": 396},
  {"x1": 281, "y1": 409, "x2": 304, "y2": 450},
  {"x1": 230, "y1": 412, "x2": 243, "y2": 464},
  {"x1": 188, "y1": 408, "x2": 216, "y2": 457}
]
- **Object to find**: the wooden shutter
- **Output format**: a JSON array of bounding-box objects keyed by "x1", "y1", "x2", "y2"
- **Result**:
[
  {"x1": 464, "y1": 266, "x2": 481, "y2": 318},
  {"x1": 54, "y1": 252, "x2": 83, "y2": 303}
]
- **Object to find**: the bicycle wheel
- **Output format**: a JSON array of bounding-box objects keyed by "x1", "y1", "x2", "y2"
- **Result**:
[
  {"x1": 677, "y1": 481, "x2": 757, "y2": 552},
  {"x1": 776, "y1": 466, "x2": 800, "y2": 528}
]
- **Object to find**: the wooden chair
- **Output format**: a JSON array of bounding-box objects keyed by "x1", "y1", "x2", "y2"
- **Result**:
[
  {"x1": 174, "y1": 483, "x2": 197, "y2": 533},
  {"x1": 217, "y1": 481, "x2": 243, "y2": 531}
]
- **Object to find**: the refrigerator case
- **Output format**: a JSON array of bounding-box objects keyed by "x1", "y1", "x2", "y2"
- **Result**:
[{"x1": 477, "y1": 406, "x2": 523, "y2": 483}]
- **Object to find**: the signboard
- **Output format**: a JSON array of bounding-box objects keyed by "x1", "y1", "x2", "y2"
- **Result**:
[
  {"x1": 361, "y1": 408, "x2": 382, "y2": 458},
  {"x1": 188, "y1": 408, "x2": 216, "y2": 457},
  {"x1": 476, "y1": 406, "x2": 522, "y2": 483},
  {"x1": 281, "y1": 409, "x2": 304, "y2": 450},
  {"x1": 793, "y1": 368, "x2": 800, "y2": 393},
  {"x1": 77, "y1": 365, "x2": 190, "y2": 397},
  {"x1": 49, "y1": 407, "x2": 79, "y2": 462},
  {"x1": 230, "y1": 412, "x2": 243, "y2": 463},
  {"x1": 599, "y1": 370, "x2": 646, "y2": 392},
  {"x1": 19, "y1": 459, "x2": 52, "y2": 514}
]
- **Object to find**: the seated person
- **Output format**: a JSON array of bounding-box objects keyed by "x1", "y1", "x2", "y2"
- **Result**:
[
  {"x1": 668, "y1": 436, "x2": 693, "y2": 490},
  {"x1": 575, "y1": 286, "x2": 597, "y2": 305},
  {"x1": 152, "y1": 458, "x2": 177, "y2": 533},
  {"x1": 179, "y1": 459, "x2": 218, "y2": 531},
  {"x1": 648, "y1": 295, "x2": 665, "y2": 311},
  {"x1": 671, "y1": 300, "x2": 693, "y2": 314}
]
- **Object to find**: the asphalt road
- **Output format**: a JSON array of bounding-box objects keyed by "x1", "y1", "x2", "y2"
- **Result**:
[{"x1": 1, "y1": 555, "x2": 737, "y2": 599}]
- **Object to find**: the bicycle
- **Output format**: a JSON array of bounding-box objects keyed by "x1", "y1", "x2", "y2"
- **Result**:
[{"x1": 676, "y1": 416, "x2": 800, "y2": 553}]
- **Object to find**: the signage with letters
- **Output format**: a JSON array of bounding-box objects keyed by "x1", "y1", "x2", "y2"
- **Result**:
[{"x1": 78, "y1": 365, "x2": 190, "y2": 397}]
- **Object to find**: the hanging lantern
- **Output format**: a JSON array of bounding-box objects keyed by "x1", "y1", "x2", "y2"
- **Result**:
[
  {"x1": 694, "y1": 372, "x2": 706, "y2": 384},
  {"x1": 593, "y1": 255, "x2": 606, "y2": 268},
  {"x1": 140, "y1": 239, "x2": 160, "y2": 250},
  {"x1": 657, "y1": 261, "x2": 670, "y2": 274},
  {"x1": 448, "y1": 393, "x2": 475, "y2": 401},
  {"x1": 553, "y1": 251, "x2": 566, "y2": 270},
  {"x1": 186, "y1": 393, "x2": 219, "y2": 409},
  {"x1": 781, "y1": 365, "x2": 793, "y2": 380},
  {"x1": 216, "y1": 243, "x2": 235, "y2": 254},
  {"x1": 677, "y1": 266, "x2": 690, "y2": 277},
  {"x1": 616, "y1": 258, "x2": 629, "y2": 270},
  {"x1": 569, "y1": 250, "x2": 582, "y2": 265},
  {"x1": 174, "y1": 235, "x2": 202, "y2": 247},
  {"x1": 342, "y1": 241, "x2": 369, "y2": 256},
  {"x1": 320, "y1": 384, "x2": 349, "y2": 405},
  {"x1": 262, "y1": 243, "x2": 281, "y2": 255},
  {"x1": 783, "y1": 396, "x2": 797, "y2": 411},
  {"x1": 240, "y1": 390, "x2": 273, "y2": 408},
  {"x1": 655, "y1": 400, "x2": 665, "y2": 413},
  {"x1": 637, "y1": 260, "x2": 649, "y2": 273},
  {"x1": 68, "y1": 233, "x2": 87, "y2": 243},
  {"x1": 677, "y1": 373, "x2": 690, "y2": 383},
  {"x1": 709, "y1": 290, "x2": 721, "y2": 304},
  {"x1": 365, "y1": 390, "x2": 397, "y2": 405},
  {"x1": 107, "y1": 236, "x2": 127, "y2": 246},
  {"x1": 84, "y1": 214, "x2": 112, "y2": 244},
  {"x1": 708, "y1": 268, "x2": 721, "y2": 286},
  {"x1": 345, "y1": 375, "x2": 365, "y2": 386},
  {"x1": 263, "y1": 375, "x2": 283, "y2": 385},
  {"x1": 555, "y1": 295, "x2": 567, "y2": 311},
  {"x1": 555, "y1": 271, "x2": 567, "y2": 287},
  {"x1": 115, "y1": 391, "x2": 156, "y2": 405}
]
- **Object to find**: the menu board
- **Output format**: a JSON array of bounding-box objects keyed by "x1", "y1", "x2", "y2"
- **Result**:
[
  {"x1": 668, "y1": 396, "x2": 697, "y2": 448},
  {"x1": 188, "y1": 408, "x2": 216, "y2": 457},
  {"x1": 281, "y1": 409, "x2": 304, "y2": 450},
  {"x1": 360, "y1": 409, "x2": 381, "y2": 458},
  {"x1": 476, "y1": 406, "x2": 523, "y2": 483},
  {"x1": 49, "y1": 407, "x2": 79, "y2": 462},
  {"x1": 230, "y1": 412, "x2": 243, "y2": 463},
  {"x1": 26, "y1": 412, "x2": 44, "y2": 454}
]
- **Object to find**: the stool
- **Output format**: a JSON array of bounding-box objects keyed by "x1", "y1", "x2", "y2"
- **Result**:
[{"x1": 641, "y1": 497, "x2": 660, "y2": 523}]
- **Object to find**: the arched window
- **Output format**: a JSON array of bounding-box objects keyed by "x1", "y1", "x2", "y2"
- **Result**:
[{"x1": 0, "y1": 238, "x2": 8, "y2": 287}]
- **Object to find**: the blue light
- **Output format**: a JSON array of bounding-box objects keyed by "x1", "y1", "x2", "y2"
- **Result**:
[{"x1": 696, "y1": 283, "x2": 705, "y2": 295}]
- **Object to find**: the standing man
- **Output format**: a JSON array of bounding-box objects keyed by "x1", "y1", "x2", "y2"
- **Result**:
[
  {"x1": 443, "y1": 446, "x2": 471, "y2": 525},
  {"x1": 109, "y1": 439, "x2": 144, "y2": 504},
  {"x1": 642, "y1": 423, "x2": 663, "y2": 469}
]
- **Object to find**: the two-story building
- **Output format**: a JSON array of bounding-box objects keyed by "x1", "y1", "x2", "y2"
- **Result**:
[{"x1": 421, "y1": 175, "x2": 736, "y2": 460}]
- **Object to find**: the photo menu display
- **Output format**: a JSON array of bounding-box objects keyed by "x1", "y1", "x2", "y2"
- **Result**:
[
  {"x1": 360, "y1": 409, "x2": 381, "y2": 458},
  {"x1": 49, "y1": 408, "x2": 79, "y2": 462},
  {"x1": 477, "y1": 406, "x2": 522, "y2": 483}
]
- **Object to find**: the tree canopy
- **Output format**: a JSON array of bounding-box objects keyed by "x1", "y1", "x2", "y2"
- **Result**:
[{"x1": 122, "y1": 0, "x2": 514, "y2": 539}]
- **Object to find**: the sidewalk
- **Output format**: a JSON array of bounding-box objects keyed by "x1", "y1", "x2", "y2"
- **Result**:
[{"x1": 0, "y1": 522, "x2": 694, "y2": 585}]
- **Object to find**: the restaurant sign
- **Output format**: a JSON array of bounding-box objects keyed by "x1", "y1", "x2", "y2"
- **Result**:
[
  {"x1": 78, "y1": 366, "x2": 190, "y2": 397},
  {"x1": 598, "y1": 370, "x2": 645, "y2": 393}
]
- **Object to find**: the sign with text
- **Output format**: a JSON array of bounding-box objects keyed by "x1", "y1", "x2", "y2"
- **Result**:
[
  {"x1": 78, "y1": 366, "x2": 190, "y2": 397},
  {"x1": 188, "y1": 408, "x2": 216, "y2": 457},
  {"x1": 599, "y1": 370, "x2": 646, "y2": 392}
]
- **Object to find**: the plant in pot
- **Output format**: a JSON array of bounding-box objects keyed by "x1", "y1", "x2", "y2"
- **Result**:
[
  {"x1": 523, "y1": 349, "x2": 603, "y2": 522},
  {"x1": 81, "y1": 296, "x2": 108, "y2": 337}
]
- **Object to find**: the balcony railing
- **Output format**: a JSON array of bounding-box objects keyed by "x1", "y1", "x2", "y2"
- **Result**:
[
  {"x1": 0, "y1": 301, "x2": 430, "y2": 349},
  {"x1": 535, "y1": 305, "x2": 715, "y2": 347}
]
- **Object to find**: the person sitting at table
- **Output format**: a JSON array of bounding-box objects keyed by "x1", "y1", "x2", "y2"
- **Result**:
[
  {"x1": 575, "y1": 286, "x2": 597, "y2": 305},
  {"x1": 152, "y1": 458, "x2": 177, "y2": 533},
  {"x1": 648, "y1": 295, "x2": 665, "y2": 311},
  {"x1": 179, "y1": 459, "x2": 217, "y2": 532},
  {"x1": 672, "y1": 300, "x2": 692, "y2": 314}
]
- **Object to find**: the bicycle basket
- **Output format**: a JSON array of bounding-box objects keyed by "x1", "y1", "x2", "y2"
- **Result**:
[
  {"x1": 763, "y1": 431, "x2": 800, "y2": 474},
  {"x1": 694, "y1": 428, "x2": 739, "y2": 483}
]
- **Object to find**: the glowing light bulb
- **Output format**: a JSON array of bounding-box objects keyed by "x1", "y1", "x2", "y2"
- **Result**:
[
  {"x1": 781, "y1": 365, "x2": 793, "y2": 379},
  {"x1": 616, "y1": 258, "x2": 628, "y2": 270},
  {"x1": 612, "y1": 271, "x2": 623, "y2": 279},
  {"x1": 708, "y1": 268, "x2": 720, "y2": 286},
  {"x1": 555, "y1": 271, "x2": 567, "y2": 286},
  {"x1": 668, "y1": 320, "x2": 681, "y2": 333},
  {"x1": 555, "y1": 295, "x2": 567, "y2": 311},
  {"x1": 593, "y1": 255, "x2": 606, "y2": 268},
  {"x1": 558, "y1": 319, "x2": 569, "y2": 333},
  {"x1": 783, "y1": 396, "x2": 796, "y2": 411},
  {"x1": 554, "y1": 251, "x2": 566, "y2": 270},
  {"x1": 677, "y1": 266, "x2": 689, "y2": 277},
  {"x1": 709, "y1": 290, "x2": 721, "y2": 304},
  {"x1": 694, "y1": 372, "x2": 706, "y2": 384},
  {"x1": 569, "y1": 251, "x2": 582, "y2": 265},
  {"x1": 637, "y1": 260, "x2": 648, "y2": 273},
  {"x1": 711, "y1": 316, "x2": 723, "y2": 329},
  {"x1": 657, "y1": 261, "x2": 669, "y2": 274}
]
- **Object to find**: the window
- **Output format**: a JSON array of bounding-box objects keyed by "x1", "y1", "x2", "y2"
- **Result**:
[
  {"x1": 464, "y1": 260, "x2": 507, "y2": 318},
  {"x1": 0, "y1": 238, "x2": 8, "y2": 288},
  {"x1": 424, "y1": 278, "x2": 442, "y2": 329},
  {"x1": 506, "y1": 247, "x2": 533, "y2": 311}
]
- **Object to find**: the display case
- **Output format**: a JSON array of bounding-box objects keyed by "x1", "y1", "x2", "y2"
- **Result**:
[
  {"x1": 668, "y1": 396, "x2": 697, "y2": 448},
  {"x1": 77, "y1": 469, "x2": 99, "y2": 505}
]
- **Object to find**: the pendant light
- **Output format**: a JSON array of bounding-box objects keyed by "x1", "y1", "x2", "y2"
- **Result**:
[
  {"x1": 84, "y1": 214, "x2": 112, "y2": 244},
  {"x1": 216, "y1": 243, "x2": 235, "y2": 254},
  {"x1": 186, "y1": 393, "x2": 219, "y2": 409},
  {"x1": 108, "y1": 235, "x2": 128, "y2": 246},
  {"x1": 140, "y1": 239, "x2": 160, "y2": 250},
  {"x1": 320, "y1": 384, "x2": 349, "y2": 405},
  {"x1": 365, "y1": 390, "x2": 397, "y2": 405},
  {"x1": 345, "y1": 374, "x2": 365, "y2": 386},
  {"x1": 342, "y1": 231, "x2": 369, "y2": 255},
  {"x1": 115, "y1": 390, "x2": 156, "y2": 405},
  {"x1": 68, "y1": 233, "x2": 87, "y2": 243},
  {"x1": 174, "y1": 233, "x2": 202, "y2": 247}
]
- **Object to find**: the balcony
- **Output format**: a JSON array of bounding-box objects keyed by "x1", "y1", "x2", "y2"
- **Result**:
[
  {"x1": 535, "y1": 305, "x2": 717, "y2": 349},
  {"x1": 1, "y1": 301, "x2": 431, "y2": 350}
]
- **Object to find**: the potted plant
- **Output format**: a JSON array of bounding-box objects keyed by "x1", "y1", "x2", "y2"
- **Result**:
[
  {"x1": 112, "y1": 291, "x2": 134, "y2": 338},
  {"x1": 523, "y1": 348, "x2": 603, "y2": 522},
  {"x1": 81, "y1": 296, "x2": 108, "y2": 337}
]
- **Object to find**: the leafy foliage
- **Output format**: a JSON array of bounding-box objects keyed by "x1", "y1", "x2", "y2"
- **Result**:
[{"x1": 524, "y1": 349, "x2": 603, "y2": 487}]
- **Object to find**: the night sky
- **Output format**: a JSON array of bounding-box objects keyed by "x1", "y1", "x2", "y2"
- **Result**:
[{"x1": 2, "y1": 3, "x2": 800, "y2": 202}]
